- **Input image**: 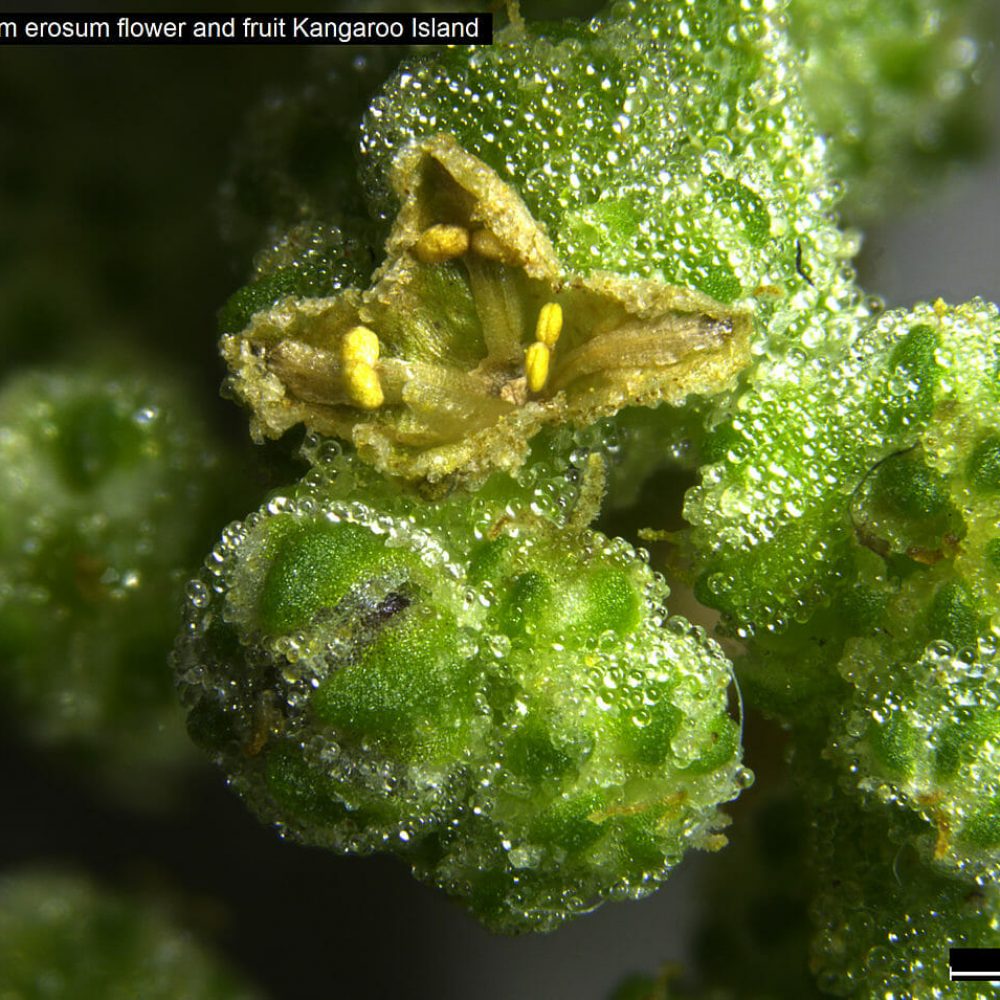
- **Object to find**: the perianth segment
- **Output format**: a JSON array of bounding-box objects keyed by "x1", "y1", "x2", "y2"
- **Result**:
[{"x1": 222, "y1": 134, "x2": 752, "y2": 488}]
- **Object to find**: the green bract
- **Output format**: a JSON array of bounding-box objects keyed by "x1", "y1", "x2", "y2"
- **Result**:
[
  {"x1": 174, "y1": 443, "x2": 747, "y2": 932},
  {"x1": 0, "y1": 869, "x2": 262, "y2": 1000},
  {"x1": 686, "y1": 298, "x2": 999, "y2": 690},
  {"x1": 0, "y1": 367, "x2": 226, "y2": 798}
]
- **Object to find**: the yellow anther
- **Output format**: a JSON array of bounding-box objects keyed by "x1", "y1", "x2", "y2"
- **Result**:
[
  {"x1": 341, "y1": 326, "x2": 383, "y2": 409},
  {"x1": 933, "y1": 297, "x2": 948, "y2": 318},
  {"x1": 344, "y1": 362, "x2": 384, "y2": 410},
  {"x1": 534, "y1": 301, "x2": 563, "y2": 348},
  {"x1": 525, "y1": 341, "x2": 550, "y2": 394},
  {"x1": 470, "y1": 228, "x2": 516, "y2": 264},
  {"x1": 341, "y1": 326, "x2": 380, "y2": 368},
  {"x1": 413, "y1": 224, "x2": 470, "y2": 264}
]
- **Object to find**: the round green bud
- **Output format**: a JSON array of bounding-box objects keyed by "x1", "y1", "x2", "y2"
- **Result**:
[
  {"x1": 0, "y1": 869, "x2": 262, "y2": 1000},
  {"x1": 174, "y1": 449, "x2": 748, "y2": 932}
]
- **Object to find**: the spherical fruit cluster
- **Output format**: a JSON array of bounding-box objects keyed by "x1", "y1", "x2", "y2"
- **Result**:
[
  {"x1": 0, "y1": 366, "x2": 226, "y2": 797},
  {"x1": 823, "y1": 297, "x2": 1000, "y2": 876},
  {"x1": 0, "y1": 869, "x2": 261, "y2": 999},
  {"x1": 174, "y1": 444, "x2": 747, "y2": 932},
  {"x1": 686, "y1": 293, "x2": 1000, "y2": 981}
]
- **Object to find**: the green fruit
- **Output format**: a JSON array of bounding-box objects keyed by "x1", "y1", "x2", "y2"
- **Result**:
[{"x1": 174, "y1": 447, "x2": 747, "y2": 932}]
